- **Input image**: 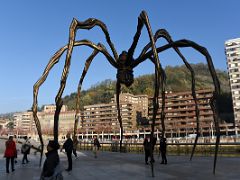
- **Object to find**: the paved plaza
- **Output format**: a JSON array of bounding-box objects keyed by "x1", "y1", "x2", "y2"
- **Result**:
[{"x1": 0, "y1": 147, "x2": 240, "y2": 180}]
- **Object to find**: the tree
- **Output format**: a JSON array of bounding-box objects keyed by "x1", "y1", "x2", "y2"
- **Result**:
[{"x1": 6, "y1": 121, "x2": 14, "y2": 130}]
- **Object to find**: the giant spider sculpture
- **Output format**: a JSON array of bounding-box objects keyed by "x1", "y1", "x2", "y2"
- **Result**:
[{"x1": 32, "y1": 11, "x2": 221, "y2": 176}]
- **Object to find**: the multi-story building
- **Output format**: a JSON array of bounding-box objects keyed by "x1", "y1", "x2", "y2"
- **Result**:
[
  {"x1": 37, "y1": 110, "x2": 76, "y2": 135},
  {"x1": 148, "y1": 90, "x2": 235, "y2": 138},
  {"x1": 13, "y1": 111, "x2": 35, "y2": 134},
  {"x1": 112, "y1": 93, "x2": 148, "y2": 118},
  {"x1": 225, "y1": 38, "x2": 240, "y2": 135},
  {"x1": 12, "y1": 92, "x2": 235, "y2": 139},
  {"x1": 13, "y1": 105, "x2": 77, "y2": 136},
  {"x1": 81, "y1": 93, "x2": 148, "y2": 135}
]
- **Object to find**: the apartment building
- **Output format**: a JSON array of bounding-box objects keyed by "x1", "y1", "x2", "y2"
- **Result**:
[
  {"x1": 225, "y1": 38, "x2": 240, "y2": 135},
  {"x1": 12, "y1": 92, "x2": 235, "y2": 138},
  {"x1": 13, "y1": 105, "x2": 77, "y2": 136},
  {"x1": 36, "y1": 105, "x2": 76, "y2": 135},
  {"x1": 148, "y1": 90, "x2": 235, "y2": 138},
  {"x1": 112, "y1": 93, "x2": 148, "y2": 118},
  {"x1": 81, "y1": 93, "x2": 148, "y2": 134},
  {"x1": 13, "y1": 111, "x2": 35, "y2": 134}
]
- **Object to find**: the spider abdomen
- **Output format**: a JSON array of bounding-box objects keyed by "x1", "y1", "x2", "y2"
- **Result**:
[{"x1": 117, "y1": 69, "x2": 134, "y2": 87}]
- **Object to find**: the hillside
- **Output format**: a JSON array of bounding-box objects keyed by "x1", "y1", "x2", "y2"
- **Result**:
[{"x1": 62, "y1": 63, "x2": 231, "y2": 111}]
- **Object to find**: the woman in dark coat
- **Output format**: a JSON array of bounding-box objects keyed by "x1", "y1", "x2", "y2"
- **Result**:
[
  {"x1": 40, "y1": 140, "x2": 62, "y2": 179},
  {"x1": 4, "y1": 136, "x2": 17, "y2": 173}
]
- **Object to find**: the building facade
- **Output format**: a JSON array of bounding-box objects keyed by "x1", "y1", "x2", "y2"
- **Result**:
[
  {"x1": 12, "y1": 92, "x2": 235, "y2": 139},
  {"x1": 225, "y1": 38, "x2": 240, "y2": 135},
  {"x1": 13, "y1": 111, "x2": 35, "y2": 135},
  {"x1": 81, "y1": 93, "x2": 148, "y2": 135},
  {"x1": 148, "y1": 90, "x2": 235, "y2": 138},
  {"x1": 13, "y1": 105, "x2": 77, "y2": 136},
  {"x1": 37, "y1": 111, "x2": 76, "y2": 135}
]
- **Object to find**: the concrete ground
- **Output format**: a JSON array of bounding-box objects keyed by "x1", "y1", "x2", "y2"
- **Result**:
[{"x1": 0, "y1": 149, "x2": 239, "y2": 180}]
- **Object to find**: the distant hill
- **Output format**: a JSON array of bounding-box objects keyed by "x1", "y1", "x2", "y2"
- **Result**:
[{"x1": 63, "y1": 63, "x2": 231, "y2": 111}]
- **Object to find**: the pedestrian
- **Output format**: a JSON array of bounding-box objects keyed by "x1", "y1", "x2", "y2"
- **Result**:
[
  {"x1": 159, "y1": 137, "x2": 167, "y2": 164},
  {"x1": 4, "y1": 136, "x2": 17, "y2": 173},
  {"x1": 143, "y1": 136, "x2": 150, "y2": 165},
  {"x1": 61, "y1": 133, "x2": 73, "y2": 171},
  {"x1": 21, "y1": 136, "x2": 31, "y2": 164},
  {"x1": 73, "y1": 136, "x2": 79, "y2": 158},
  {"x1": 40, "y1": 140, "x2": 63, "y2": 180},
  {"x1": 93, "y1": 136, "x2": 101, "y2": 158}
]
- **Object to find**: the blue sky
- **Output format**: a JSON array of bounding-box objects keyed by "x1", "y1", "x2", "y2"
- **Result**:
[{"x1": 0, "y1": 1, "x2": 239, "y2": 114}]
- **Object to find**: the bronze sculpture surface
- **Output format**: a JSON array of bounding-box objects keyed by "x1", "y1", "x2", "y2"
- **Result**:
[{"x1": 32, "y1": 11, "x2": 221, "y2": 176}]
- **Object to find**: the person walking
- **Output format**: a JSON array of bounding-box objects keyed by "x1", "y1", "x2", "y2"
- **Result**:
[
  {"x1": 143, "y1": 136, "x2": 151, "y2": 165},
  {"x1": 21, "y1": 136, "x2": 31, "y2": 164},
  {"x1": 40, "y1": 140, "x2": 63, "y2": 180},
  {"x1": 159, "y1": 137, "x2": 167, "y2": 164},
  {"x1": 62, "y1": 133, "x2": 73, "y2": 171},
  {"x1": 4, "y1": 136, "x2": 17, "y2": 173},
  {"x1": 93, "y1": 136, "x2": 101, "y2": 158}
]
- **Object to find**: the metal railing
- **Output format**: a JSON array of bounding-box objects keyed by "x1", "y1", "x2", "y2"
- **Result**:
[
  {"x1": 1, "y1": 136, "x2": 239, "y2": 157},
  {"x1": 78, "y1": 141, "x2": 240, "y2": 157}
]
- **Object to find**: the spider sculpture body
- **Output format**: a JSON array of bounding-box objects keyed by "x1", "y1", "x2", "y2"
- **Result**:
[
  {"x1": 32, "y1": 11, "x2": 220, "y2": 176},
  {"x1": 116, "y1": 51, "x2": 134, "y2": 87}
]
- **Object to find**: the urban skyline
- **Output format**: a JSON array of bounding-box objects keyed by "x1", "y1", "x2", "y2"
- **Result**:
[
  {"x1": 0, "y1": 1, "x2": 240, "y2": 114},
  {"x1": 11, "y1": 91, "x2": 236, "y2": 139}
]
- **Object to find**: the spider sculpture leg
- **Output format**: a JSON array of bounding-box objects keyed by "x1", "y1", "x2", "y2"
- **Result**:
[
  {"x1": 74, "y1": 47, "x2": 123, "y2": 153},
  {"x1": 154, "y1": 30, "x2": 200, "y2": 161},
  {"x1": 149, "y1": 56, "x2": 166, "y2": 137},
  {"x1": 73, "y1": 49, "x2": 100, "y2": 142},
  {"x1": 141, "y1": 39, "x2": 220, "y2": 174},
  {"x1": 128, "y1": 10, "x2": 164, "y2": 177},
  {"x1": 115, "y1": 80, "x2": 124, "y2": 152},
  {"x1": 33, "y1": 40, "x2": 114, "y2": 165},
  {"x1": 58, "y1": 18, "x2": 118, "y2": 142},
  {"x1": 149, "y1": 59, "x2": 162, "y2": 178},
  {"x1": 53, "y1": 42, "x2": 116, "y2": 143},
  {"x1": 64, "y1": 18, "x2": 118, "y2": 69},
  {"x1": 137, "y1": 29, "x2": 200, "y2": 160},
  {"x1": 33, "y1": 45, "x2": 68, "y2": 166}
]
